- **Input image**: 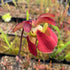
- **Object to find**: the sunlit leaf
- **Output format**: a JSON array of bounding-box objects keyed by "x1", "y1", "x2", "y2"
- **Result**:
[
  {"x1": 2, "y1": 13, "x2": 12, "y2": 22},
  {"x1": 26, "y1": 10, "x2": 29, "y2": 20}
]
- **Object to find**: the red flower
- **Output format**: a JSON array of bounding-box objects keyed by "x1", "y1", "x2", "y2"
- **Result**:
[
  {"x1": 13, "y1": 20, "x2": 32, "y2": 32},
  {"x1": 13, "y1": 13, "x2": 58, "y2": 56}
]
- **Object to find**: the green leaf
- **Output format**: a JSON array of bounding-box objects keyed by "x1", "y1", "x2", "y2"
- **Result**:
[
  {"x1": 55, "y1": 41, "x2": 70, "y2": 55},
  {"x1": 0, "y1": 29, "x2": 10, "y2": 48},
  {"x1": 26, "y1": 10, "x2": 29, "y2": 20},
  {"x1": 64, "y1": 53, "x2": 70, "y2": 59},
  {"x1": 52, "y1": 25, "x2": 61, "y2": 39},
  {"x1": 3, "y1": 46, "x2": 8, "y2": 50}
]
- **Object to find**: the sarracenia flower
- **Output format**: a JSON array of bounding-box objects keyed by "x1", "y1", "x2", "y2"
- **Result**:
[{"x1": 13, "y1": 13, "x2": 58, "y2": 56}]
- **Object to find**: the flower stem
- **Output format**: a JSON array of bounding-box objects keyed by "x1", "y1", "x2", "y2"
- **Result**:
[
  {"x1": 18, "y1": 28, "x2": 24, "y2": 57},
  {"x1": 17, "y1": 28, "x2": 24, "y2": 70}
]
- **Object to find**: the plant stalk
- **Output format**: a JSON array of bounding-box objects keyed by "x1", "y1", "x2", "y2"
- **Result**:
[
  {"x1": 17, "y1": 28, "x2": 24, "y2": 70},
  {"x1": 18, "y1": 28, "x2": 24, "y2": 57}
]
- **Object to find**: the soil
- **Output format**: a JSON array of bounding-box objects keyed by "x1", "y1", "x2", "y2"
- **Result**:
[
  {"x1": 0, "y1": 56, "x2": 70, "y2": 70},
  {"x1": 0, "y1": 21, "x2": 23, "y2": 36}
]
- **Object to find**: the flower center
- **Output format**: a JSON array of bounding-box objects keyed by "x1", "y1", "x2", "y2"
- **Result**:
[{"x1": 31, "y1": 25, "x2": 43, "y2": 35}]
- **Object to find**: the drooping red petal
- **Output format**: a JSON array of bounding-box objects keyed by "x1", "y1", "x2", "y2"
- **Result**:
[
  {"x1": 13, "y1": 21, "x2": 25, "y2": 32},
  {"x1": 27, "y1": 36, "x2": 37, "y2": 56},
  {"x1": 23, "y1": 21, "x2": 32, "y2": 32},
  {"x1": 13, "y1": 21, "x2": 32, "y2": 32},
  {"x1": 38, "y1": 13, "x2": 55, "y2": 18},
  {"x1": 36, "y1": 30, "x2": 57, "y2": 53},
  {"x1": 35, "y1": 17, "x2": 56, "y2": 26},
  {"x1": 47, "y1": 27, "x2": 58, "y2": 45},
  {"x1": 45, "y1": 27, "x2": 58, "y2": 45}
]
